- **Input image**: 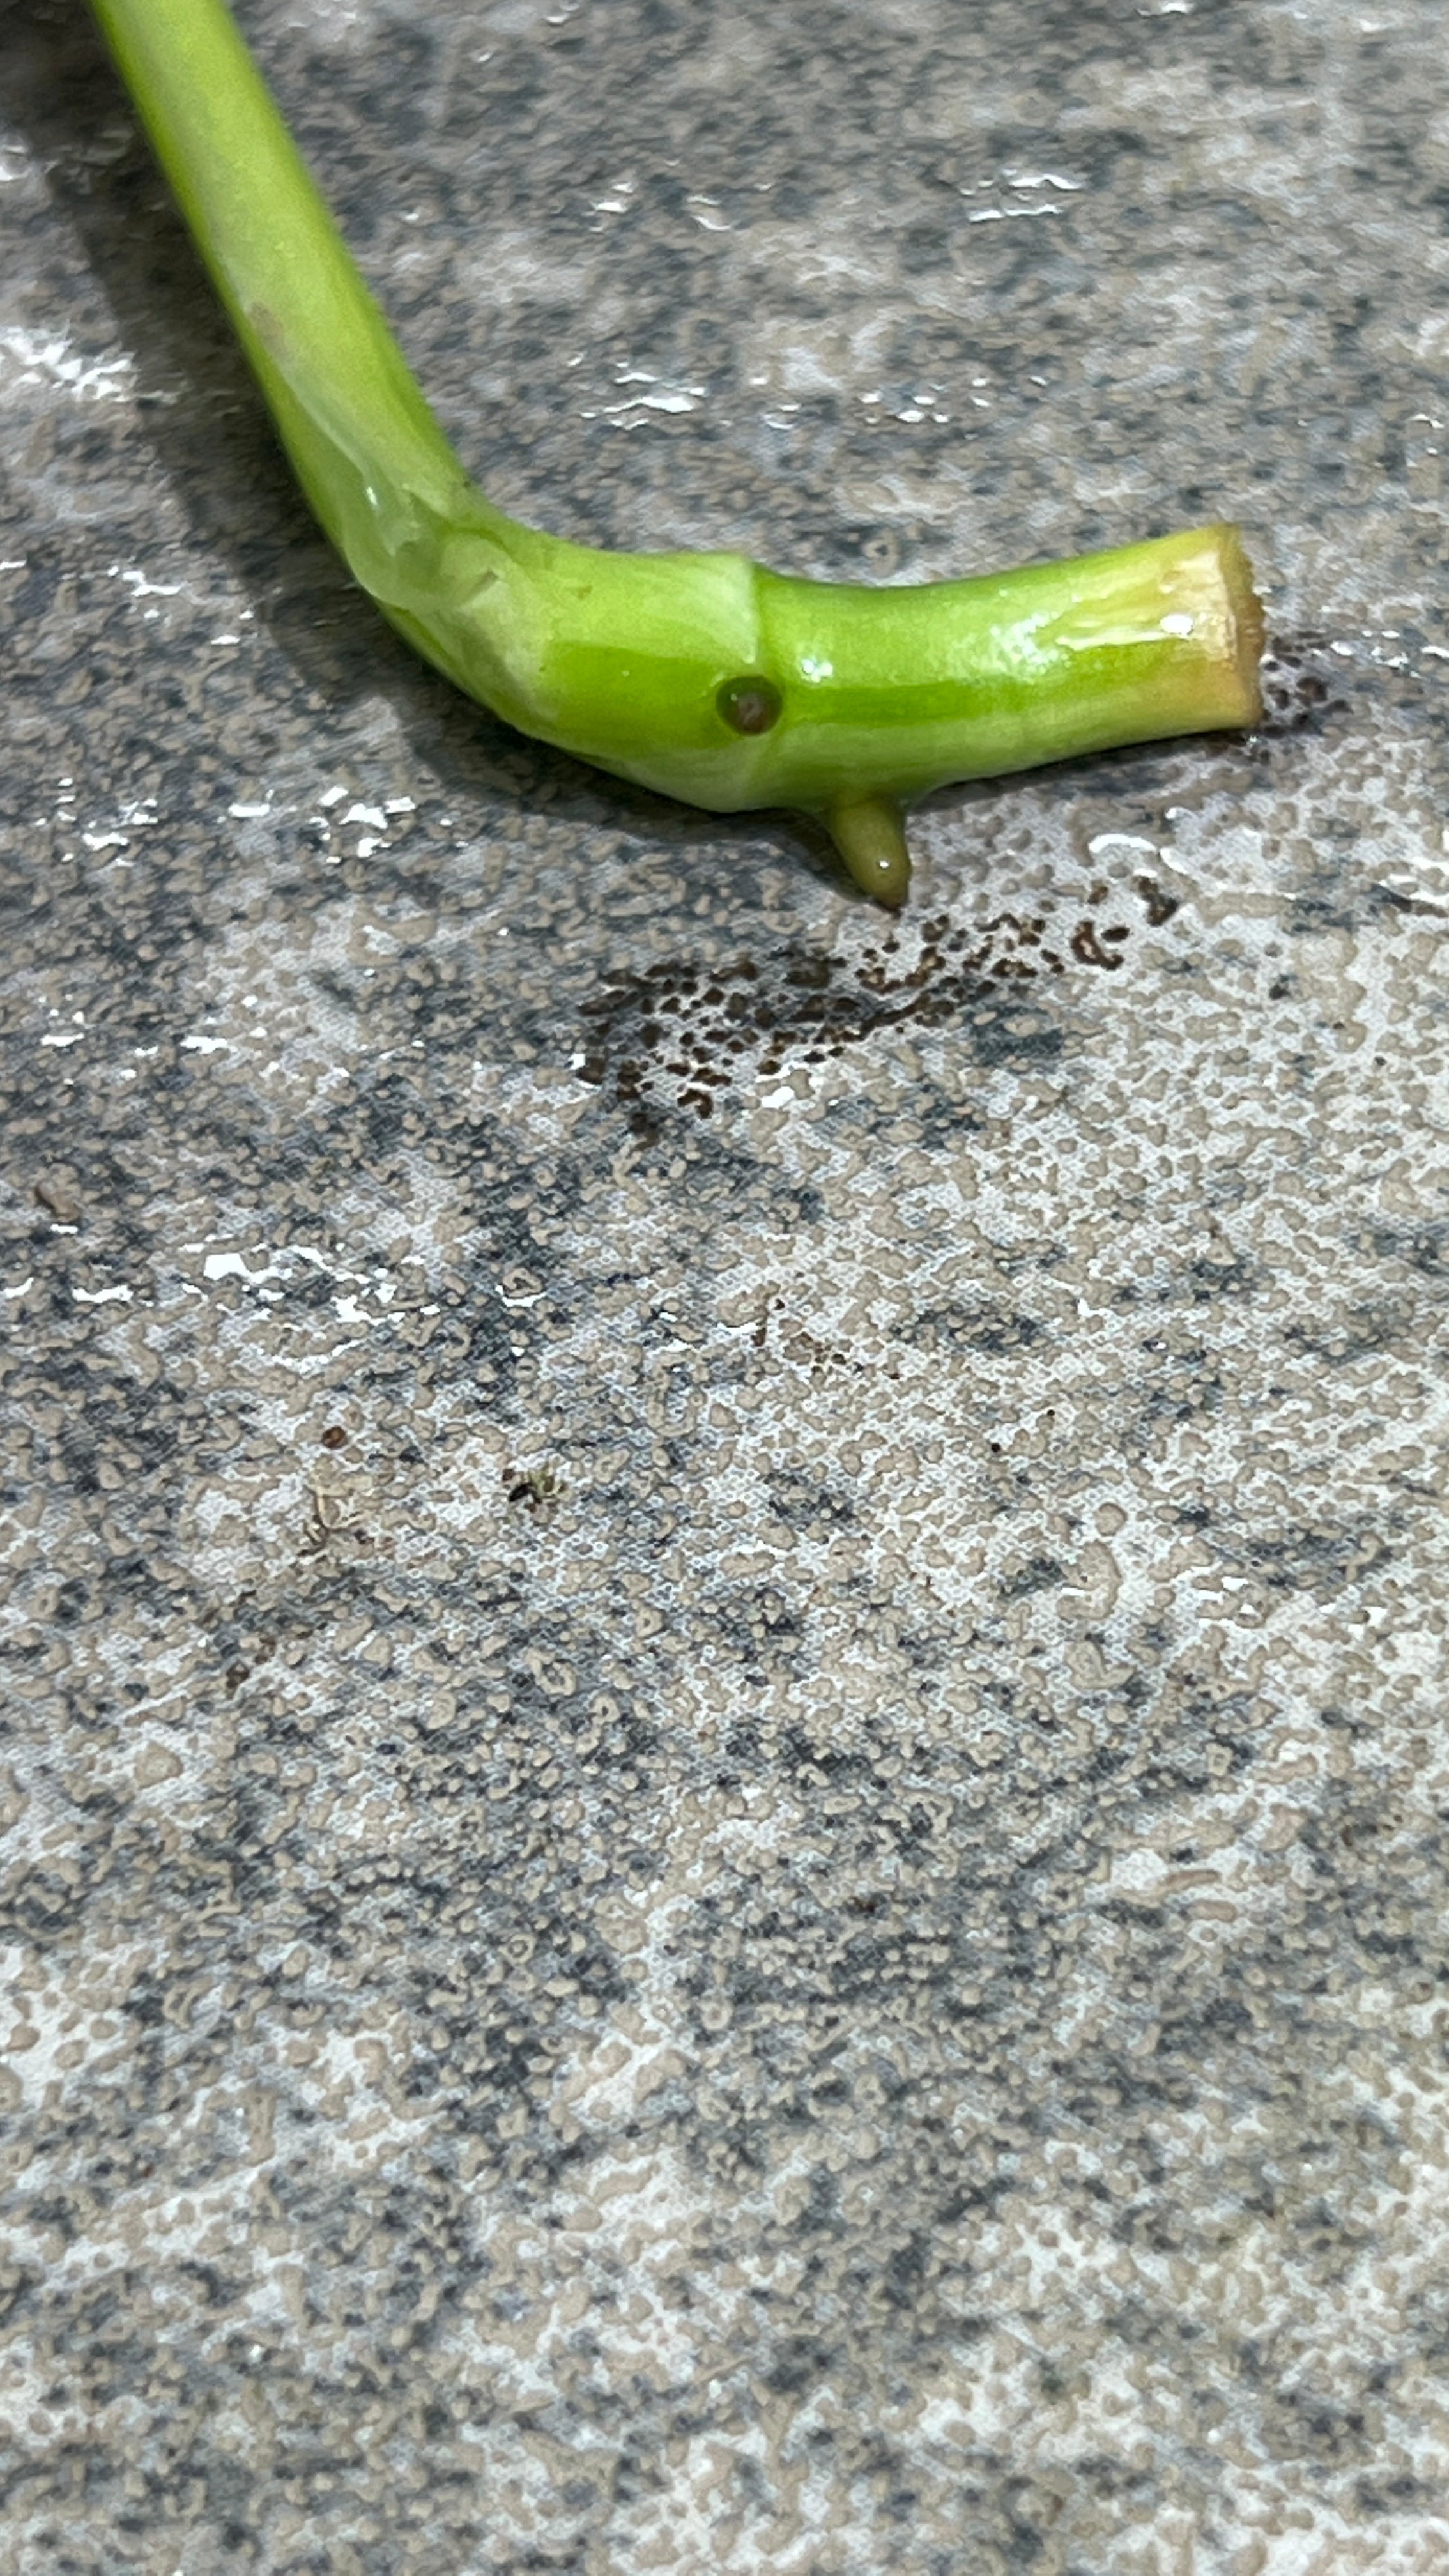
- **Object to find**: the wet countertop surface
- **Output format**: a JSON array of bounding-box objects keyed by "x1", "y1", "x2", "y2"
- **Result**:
[{"x1": 4, "y1": 1, "x2": 1449, "y2": 2568}]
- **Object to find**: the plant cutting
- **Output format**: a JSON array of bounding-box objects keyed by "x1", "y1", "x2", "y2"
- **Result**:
[{"x1": 89, "y1": 0, "x2": 1264, "y2": 905}]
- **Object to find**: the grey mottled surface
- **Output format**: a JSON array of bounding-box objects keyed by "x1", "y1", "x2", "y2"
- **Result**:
[{"x1": 3, "y1": 1, "x2": 1449, "y2": 2568}]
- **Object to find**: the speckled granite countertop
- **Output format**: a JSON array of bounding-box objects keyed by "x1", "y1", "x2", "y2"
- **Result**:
[{"x1": 3, "y1": 1, "x2": 1449, "y2": 2569}]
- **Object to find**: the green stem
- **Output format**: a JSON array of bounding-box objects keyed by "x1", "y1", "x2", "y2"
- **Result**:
[{"x1": 89, "y1": 0, "x2": 1264, "y2": 905}]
